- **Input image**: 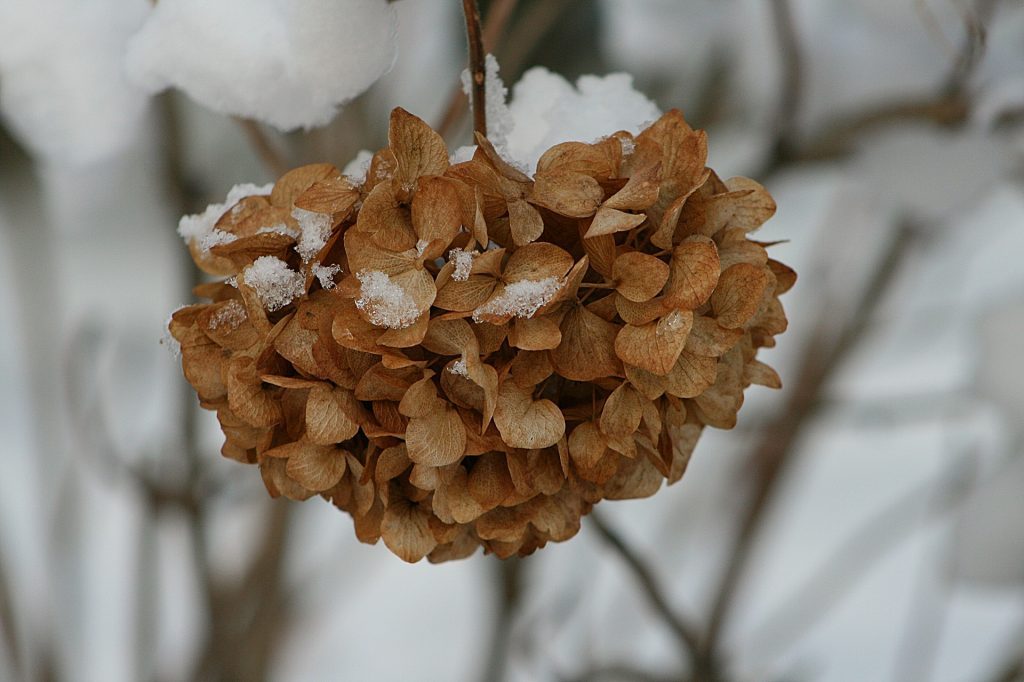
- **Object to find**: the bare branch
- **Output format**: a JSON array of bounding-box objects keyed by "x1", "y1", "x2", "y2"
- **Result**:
[
  {"x1": 589, "y1": 511, "x2": 712, "y2": 676},
  {"x1": 462, "y1": 0, "x2": 487, "y2": 137},
  {"x1": 701, "y1": 222, "x2": 918, "y2": 662},
  {"x1": 235, "y1": 118, "x2": 289, "y2": 177}
]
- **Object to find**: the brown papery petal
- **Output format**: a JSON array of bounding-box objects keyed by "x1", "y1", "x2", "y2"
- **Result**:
[
  {"x1": 583, "y1": 207, "x2": 646, "y2": 238},
  {"x1": 294, "y1": 176, "x2": 359, "y2": 219},
  {"x1": 286, "y1": 444, "x2": 347, "y2": 492},
  {"x1": 406, "y1": 403, "x2": 467, "y2": 466},
  {"x1": 493, "y1": 382, "x2": 565, "y2": 449},
  {"x1": 615, "y1": 294, "x2": 669, "y2": 326},
  {"x1": 536, "y1": 141, "x2": 617, "y2": 178},
  {"x1": 551, "y1": 304, "x2": 622, "y2": 381},
  {"x1": 226, "y1": 356, "x2": 282, "y2": 427},
  {"x1": 502, "y1": 242, "x2": 574, "y2": 283},
  {"x1": 398, "y1": 375, "x2": 441, "y2": 418},
  {"x1": 664, "y1": 236, "x2": 720, "y2": 310},
  {"x1": 614, "y1": 310, "x2": 693, "y2": 376},
  {"x1": 530, "y1": 169, "x2": 604, "y2": 218},
  {"x1": 467, "y1": 452, "x2": 515, "y2": 509},
  {"x1": 599, "y1": 383, "x2": 643, "y2": 438},
  {"x1": 508, "y1": 198, "x2": 545, "y2": 246},
  {"x1": 711, "y1": 263, "x2": 769, "y2": 329},
  {"x1": 389, "y1": 108, "x2": 449, "y2": 188},
  {"x1": 685, "y1": 316, "x2": 744, "y2": 357},
  {"x1": 665, "y1": 350, "x2": 718, "y2": 398},
  {"x1": 411, "y1": 176, "x2": 461, "y2": 258},
  {"x1": 509, "y1": 316, "x2": 562, "y2": 351},
  {"x1": 603, "y1": 160, "x2": 661, "y2": 211},
  {"x1": 613, "y1": 252, "x2": 670, "y2": 303},
  {"x1": 271, "y1": 163, "x2": 338, "y2": 208},
  {"x1": 306, "y1": 385, "x2": 360, "y2": 444},
  {"x1": 381, "y1": 499, "x2": 438, "y2": 563},
  {"x1": 724, "y1": 177, "x2": 777, "y2": 231}
]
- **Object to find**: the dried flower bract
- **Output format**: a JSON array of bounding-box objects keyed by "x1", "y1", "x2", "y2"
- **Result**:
[{"x1": 169, "y1": 107, "x2": 794, "y2": 563}]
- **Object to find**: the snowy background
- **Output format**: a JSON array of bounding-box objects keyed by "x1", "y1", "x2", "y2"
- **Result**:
[{"x1": 2, "y1": 1, "x2": 1024, "y2": 681}]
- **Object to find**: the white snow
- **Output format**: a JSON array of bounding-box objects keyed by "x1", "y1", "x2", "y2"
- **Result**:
[
  {"x1": 199, "y1": 229, "x2": 237, "y2": 254},
  {"x1": 242, "y1": 256, "x2": 305, "y2": 312},
  {"x1": 124, "y1": 0, "x2": 398, "y2": 131},
  {"x1": 291, "y1": 207, "x2": 333, "y2": 261},
  {"x1": 448, "y1": 248, "x2": 474, "y2": 282},
  {"x1": 208, "y1": 299, "x2": 247, "y2": 331},
  {"x1": 312, "y1": 263, "x2": 341, "y2": 290},
  {"x1": 342, "y1": 150, "x2": 374, "y2": 184},
  {"x1": 415, "y1": 239, "x2": 430, "y2": 257},
  {"x1": 0, "y1": 0, "x2": 150, "y2": 166},
  {"x1": 462, "y1": 54, "x2": 512, "y2": 152},
  {"x1": 503, "y1": 67, "x2": 661, "y2": 173},
  {"x1": 355, "y1": 270, "x2": 419, "y2": 329},
  {"x1": 257, "y1": 223, "x2": 300, "y2": 239},
  {"x1": 472, "y1": 277, "x2": 560, "y2": 322},
  {"x1": 177, "y1": 182, "x2": 273, "y2": 245},
  {"x1": 448, "y1": 358, "x2": 470, "y2": 379}
]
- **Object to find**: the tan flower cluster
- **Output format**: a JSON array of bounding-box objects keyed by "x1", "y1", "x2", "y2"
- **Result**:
[{"x1": 169, "y1": 108, "x2": 794, "y2": 563}]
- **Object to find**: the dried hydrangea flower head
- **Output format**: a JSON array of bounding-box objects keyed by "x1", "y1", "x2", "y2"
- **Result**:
[{"x1": 169, "y1": 108, "x2": 794, "y2": 563}]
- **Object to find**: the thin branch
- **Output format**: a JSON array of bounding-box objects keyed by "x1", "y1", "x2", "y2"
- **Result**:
[
  {"x1": 235, "y1": 118, "x2": 289, "y2": 177},
  {"x1": 589, "y1": 511, "x2": 711, "y2": 677},
  {"x1": 700, "y1": 222, "x2": 918, "y2": 662},
  {"x1": 462, "y1": 0, "x2": 487, "y2": 138},
  {"x1": 437, "y1": 0, "x2": 519, "y2": 138},
  {"x1": 767, "y1": 0, "x2": 804, "y2": 160},
  {"x1": 0, "y1": 535, "x2": 23, "y2": 682},
  {"x1": 559, "y1": 663, "x2": 682, "y2": 682},
  {"x1": 481, "y1": 557, "x2": 525, "y2": 682}
]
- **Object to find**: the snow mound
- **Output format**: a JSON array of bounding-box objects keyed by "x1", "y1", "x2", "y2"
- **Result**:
[
  {"x1": 473, "y1": 277, "x2": 560, "y2": 322},
  {"x1": 125, "y1": 0, "x2": 398, "y2": 131},
  {"x1": 355, "y1": 271, "x2": 419, "y2": 329},
  {"x1": 243, "y1": 256, "x2": 305, "y2": 312},
  {"x1": 503, "y1": 67, "x2": 661, "y2": 173},
  {"x1": 0, "y1": 0, "x2": 150, "y2": 165}
]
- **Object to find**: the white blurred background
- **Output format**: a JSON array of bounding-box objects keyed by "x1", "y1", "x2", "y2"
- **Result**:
[{"x1": 1, "y1": 1, "x2": 1024, "y2": 681}]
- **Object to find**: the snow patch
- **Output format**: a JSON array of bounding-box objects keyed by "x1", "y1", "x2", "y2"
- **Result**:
[
  {"x1": 448, "y1": 248, "x2": 474, "y2": 282},
  {"x1": 312, "y1": 263, "x2": 341, "y2": 290},
  {"x1": 473, "y1": 277, "x2": 560, "y2": 322},
  {"x1": 242, "y1": 256, "x2": 305, "y2": 312},
  {"x1": 504, "y1": 67, "x2": 661, "y2": 173},
  {"x1": 291, "y1": 207, "x2": 333, "y2": 261},
  {"x1": 448, "y1": 358, "x2": 470, "y2": 379},
  {"x1": 355, "y1": 271, "x2": 419, "y2": 329},
  {"x1": 209, "y1": 299, "x2": 247, "y2": 331},
  {"x1": 177, "y1": 182, "x2": 273, "y2": 244},
  {"x1": 343, "y1": 149, "x2": 374, "y2": 184},
  {"x1": 124, "y1": 0, "x2": 398, "y2": 131}
]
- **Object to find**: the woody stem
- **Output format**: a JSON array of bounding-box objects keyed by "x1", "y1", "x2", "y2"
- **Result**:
[{"x1": 462, "y1": 0, "x2": 487, "y2": 137}]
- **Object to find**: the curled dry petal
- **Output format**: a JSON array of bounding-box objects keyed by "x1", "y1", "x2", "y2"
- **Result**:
[
  {"x1": 494, "y1": 382, "x2": 565, "y2": 449},
  {"x1": 406, "y1": 402, "x2": 467, "y2": 467},
  {"x1": 665, "y1": 236, "x2": 720, "y2": 310}
]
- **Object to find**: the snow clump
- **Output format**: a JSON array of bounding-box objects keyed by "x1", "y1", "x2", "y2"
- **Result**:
[
  {"x1": 243, "y1": 256, "x2": 305, "y2": 312},
  {"x1": 125, "y1": 0, "x2": 398, "y2": 131}
]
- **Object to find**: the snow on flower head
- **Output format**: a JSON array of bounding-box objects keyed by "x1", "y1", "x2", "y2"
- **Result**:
[
  {"x1": 355, "y1": 271, "x2": 419, "y2": 329},
  {"x1": 125, "y1": 0, "x2": 398, "y2": 131},
  {"x1": 472, "y1": 277, "x2": 561, "y2": 323},
  {"x1": 242, "y1": 256, "x2": 305, "y2": 312},
  {"x1": 448, "y1": 248, "x2": 474, "y2": 282},
  {"x1": 291, "y1": 207, "x2": 333, "y2": 261},
  {"x1": 503, "y1": 68, "x2": 661, "y2": 172},
  {"x1": 178, "y1": 182, "x2": 273, "y2": 245}
]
